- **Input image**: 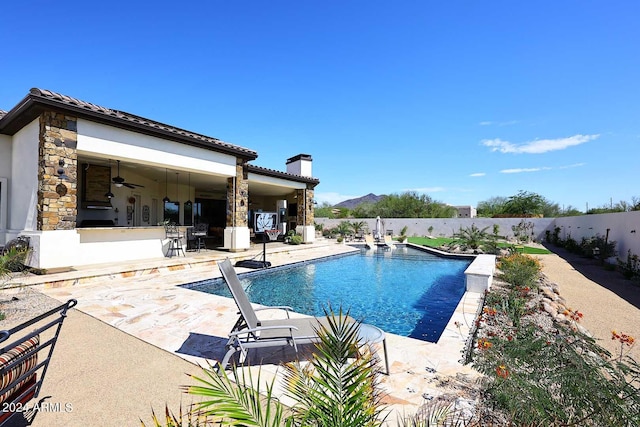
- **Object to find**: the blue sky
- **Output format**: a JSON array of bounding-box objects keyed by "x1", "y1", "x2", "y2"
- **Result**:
[{"x1": 2, "y1": 1, "x2": 639, "y2": 211}]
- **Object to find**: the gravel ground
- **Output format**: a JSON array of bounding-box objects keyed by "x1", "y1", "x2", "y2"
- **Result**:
[
  {"x1": 0, "y1": 286, "x2": 62, "y2": 330},
  {"x1": 537, "y1": 246, "x2": 640, "y2": 361}
]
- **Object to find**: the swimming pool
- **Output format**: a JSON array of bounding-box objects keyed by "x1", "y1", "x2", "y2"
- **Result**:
[{"x1": 184, "y1": 247, "x2": 471, "y2": 342}]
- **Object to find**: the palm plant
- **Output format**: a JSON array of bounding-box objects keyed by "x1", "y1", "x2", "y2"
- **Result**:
[
  {"x1": 335, "y1": 221, "x2": 353, "y2": 238},
  {"x1": 0, "y1": 246, "x2": 31, "y2": 290},
  {"x1": 185, "y1": 309, "x2": 384, "y2": 427},
  {"x1": 450, "y1": 224, "x2": 492, "y2": 251},
  {"x1": 350, "y1": 221, "x2": 367, "y2": 236}
]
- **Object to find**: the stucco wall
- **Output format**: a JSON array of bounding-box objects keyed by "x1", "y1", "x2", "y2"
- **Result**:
[
  {"x1": 77, "y1": 119, "x2": 237, "y2": 176},
  {"x1": 553, "y1": 211, "x2": 640, "y2": 259},
  {"x1": 315, "y1": 217, "x2": 555, "y2": 241},
  {"x1": 316, "y1": 212, "x2": 640, "y2": 259},
  {"x1": 0, "y1": 135, "x2": 10, "y2": 237},
  {"x1": 10, "y1": 118, "x2": 40, "y2": 232},
  {"x1": 0, "y1": 134, "x2": 11, "y2": 178},
  {"x1": 75, "y1": 119, "x2": 243, "y2": 228}
]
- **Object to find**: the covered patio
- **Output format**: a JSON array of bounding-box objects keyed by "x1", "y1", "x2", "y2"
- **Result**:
[{"x1": 0, "y1": 89, "x2": 319, "y2": 270}]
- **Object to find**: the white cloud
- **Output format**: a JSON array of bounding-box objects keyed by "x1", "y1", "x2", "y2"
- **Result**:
[
  {"x1": 500, "y1": 167, "x2": 551, "y2": 174},
  {"x1": 482, "y1": 134, "x2": 599, "y2": 154},
  {"x1": 479, "y1": 120, "x2": 519, "y2": 127},
  {"x1": 469, "y1": 172, "x2": 486, "y2": 177},
  {"x1": 558, "y1": 162, "x2": 586, "y2": 169},
  {"x1": 499, "y1": 163, "x2": 586, "y2": 174}
]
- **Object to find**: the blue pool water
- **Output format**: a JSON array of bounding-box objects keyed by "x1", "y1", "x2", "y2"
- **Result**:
[{"x1": 185, "y1": 247, "x2": 471, "y2": 342}]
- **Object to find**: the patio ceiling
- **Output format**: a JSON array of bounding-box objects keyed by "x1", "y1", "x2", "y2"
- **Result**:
[{"x1": 79, "y1": 154, "x2": 297, "y2": 198}]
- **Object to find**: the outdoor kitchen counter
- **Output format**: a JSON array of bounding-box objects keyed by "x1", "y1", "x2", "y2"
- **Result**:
[{"x1": 74, "y1": 226, "x2": 181, "y2": 264}]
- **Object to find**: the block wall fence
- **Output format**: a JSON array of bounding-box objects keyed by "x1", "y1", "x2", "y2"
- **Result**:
[{"x1": 315, "y1": 211, "x2": 640, "y2": 259}]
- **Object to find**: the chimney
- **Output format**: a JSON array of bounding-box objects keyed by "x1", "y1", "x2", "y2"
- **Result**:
[{"x1": 286, "y1": 154, "x2": 312, "y2": 177}]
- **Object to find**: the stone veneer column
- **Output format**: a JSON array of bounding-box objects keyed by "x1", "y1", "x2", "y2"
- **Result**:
[
  {"x1": 223, "y1": 159, "x2": 250, "y2": 251},
  {"x1": 295, "y1": 186, "x2": 316, "y2": 243},
  {"x1": 38, "y1": 112, "x2": 77, "y2": 231}
]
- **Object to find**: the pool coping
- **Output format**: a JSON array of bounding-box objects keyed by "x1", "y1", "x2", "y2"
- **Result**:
[
  {"x1": 180, "y1": 244, "x2": 487, "y2": 359},
  {"x1": 32, "y1": 241, "x2": 489, "y2": 418}
]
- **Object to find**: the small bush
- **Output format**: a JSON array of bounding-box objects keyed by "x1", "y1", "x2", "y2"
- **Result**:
[
  {"x1": 474, "y1": 260, "x2": 640, "y2": 426},
  {"x1": 617, "y1": 249, "x2": 640, "y2": 280},
  {"x1": 578, "y1": 235, "x2": 617, "y2": 259},
  {"x1": 497, "y1": 253, "x2": 541, "y2": 288},
  {"x1": 289, "y1": 235, "x2": 303, "y2": 245},
  {"x1": 0, "y1": 247, "x2": 29, "y2": 274}
]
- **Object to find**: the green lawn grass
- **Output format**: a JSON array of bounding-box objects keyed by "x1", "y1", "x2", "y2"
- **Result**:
[
  {"x1": 406, "y1": 237, "x2": 551, "y2": 255},
  {"x1": 407, "y1": 236, "x2": 453, "y2": 247}
]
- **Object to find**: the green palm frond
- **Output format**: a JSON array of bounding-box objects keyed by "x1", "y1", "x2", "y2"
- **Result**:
[
  {"x1": 179, "y1": 307, "x2": 387, "y2": 427},
  {"x1": 140, "y1": 404, "x2": 216, "y2": 427},
  {"x1": 186, "y1": 363, "x2": 285, "y2": 427},
  {"x1": 283, "y1": 307, "x2": 385, "y2": 427}
]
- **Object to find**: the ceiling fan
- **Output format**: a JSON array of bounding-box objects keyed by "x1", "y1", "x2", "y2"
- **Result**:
[{"x1": 112, "y1": 160, "x2": 145, "y2": 189}]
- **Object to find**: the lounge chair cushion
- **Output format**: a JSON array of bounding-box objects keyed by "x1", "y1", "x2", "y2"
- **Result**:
[{"x1": 0, "y1": 335, "x2": 39, "y2": 404}]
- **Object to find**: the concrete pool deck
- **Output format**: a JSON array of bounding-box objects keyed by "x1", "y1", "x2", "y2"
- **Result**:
[{"x1": 10, "y1": 240, "x2": 483, "y2": 426}]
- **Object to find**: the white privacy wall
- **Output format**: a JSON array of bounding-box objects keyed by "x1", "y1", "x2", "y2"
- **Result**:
[
  {"x1": 553, "y1": 211, "x2": 640, "y2": 259},
  {"x1": 316, "y1": 212, "x2": 640, "y2": 258},
  {"x1": 316, "y1": 217, "x2": 555, "y2": 241}
]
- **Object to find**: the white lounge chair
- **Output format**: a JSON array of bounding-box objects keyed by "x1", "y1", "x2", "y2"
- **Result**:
[
  {"x1": 382, "y1": 235, "x2": 396, "y2": 249},
  {"x1": 364, "y1": 234, "x2": 376, "y2": 249},
  {"x1": 217, "y1": 259, "x2": 336, "y2": 370}
]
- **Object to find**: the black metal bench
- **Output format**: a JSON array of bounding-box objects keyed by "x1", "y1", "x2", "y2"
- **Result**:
[{"x1": 0, "y1": 299, "x2": 77, "y2": 425}]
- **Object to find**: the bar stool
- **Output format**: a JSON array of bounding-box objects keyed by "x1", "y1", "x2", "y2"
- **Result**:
[
  {"x1": 192, "y1": 222, "x2": 208, "y2": 252},
  {"x1": 165, "y1": 223, "x2": 185, "y2": 257}
]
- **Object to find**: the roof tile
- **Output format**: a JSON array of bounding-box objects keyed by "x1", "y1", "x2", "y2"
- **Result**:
[{"x1": 28, "y1": 88, "x2": 257, "y2": 158}]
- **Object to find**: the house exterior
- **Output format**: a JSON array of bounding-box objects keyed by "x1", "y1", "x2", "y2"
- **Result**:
[
  {"x1": 0, "y1": 88, "x2": 319, "y2": 269},
  {"x1": 455, "y1": 205, "x2": 477, "y2": 218}
]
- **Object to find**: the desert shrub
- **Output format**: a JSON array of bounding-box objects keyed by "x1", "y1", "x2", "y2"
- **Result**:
[
  {"x1": 511, "y1": 220, "x2": 534, "y2": 243},
  {"x1": 1, "y1": 237, "x2": 31, "y2": 273},
  {"x1": 497, "y1": 253, "x2": 541, "y2": 289},
  {"x1": 563, "y1": 235, "x2": 580, "y2": 253},
  {"x1": 289, "y1": 235, "x2": 303, "y2": 245},
  {"x1": 617, "y1": 250, "x2": 640, "y2": 280},
  {"x1": 475, "y1": 321, "x2": 640, "y2": 426},
  {"x1": 474, "y1": 268, "x2": 640, "y2": 426},
  {"x1": 577, "y1": 235, "x2": 617, "y2": 259}
]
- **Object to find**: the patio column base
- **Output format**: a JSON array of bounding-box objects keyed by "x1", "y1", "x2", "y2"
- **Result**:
[
  {"x1": 223, "y1": 227, "x2": 250, "y2": 252},
  {"x1": 296, "y1": 225, "x2": 315, "y2": 244}
]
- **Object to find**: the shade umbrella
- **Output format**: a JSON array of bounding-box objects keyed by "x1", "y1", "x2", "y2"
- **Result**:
[{"x1": 374, "y1": 216, "x2": 382, "y2": 240}]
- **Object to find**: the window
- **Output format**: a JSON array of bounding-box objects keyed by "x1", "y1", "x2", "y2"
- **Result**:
[
  {"x1": 183, "y1": 203, "x2": 193, "y2": 226},
  {"x1": 164, "y1": 201, "x2": 180, "y2": 224}
]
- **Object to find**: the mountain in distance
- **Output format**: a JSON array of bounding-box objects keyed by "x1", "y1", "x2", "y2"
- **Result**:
[{"x1": 333, "y1": 193, "x2": 384, "y2": 209}]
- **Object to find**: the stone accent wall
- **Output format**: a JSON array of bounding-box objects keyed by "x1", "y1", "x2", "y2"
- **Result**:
[
  {"x1": 305, "y1": 187, "x2": 314, "y2": 226},
  {"x1": 295, "y1": 187, "x2": 315, "y2": 226},
  {"x1": 226, "y1": 160, "x2": 249, "y2": 227},
  {"x1": 38, "y1": 112, "x2": 78, "y2": 231}
]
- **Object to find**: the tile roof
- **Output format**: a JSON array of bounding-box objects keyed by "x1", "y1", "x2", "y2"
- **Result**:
[
  {"x1": 32, "y1": 88, "x2": 258, "y2": 159},
  {"x1": 1, "y1": 88, "x2": 257, "y2": 160},
  {"x1": 247, "y1": 164, "x2": 319, "y2": 185},
  {"x1": 1, "y1": 89, "x2": 318, "y2": 184}
]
